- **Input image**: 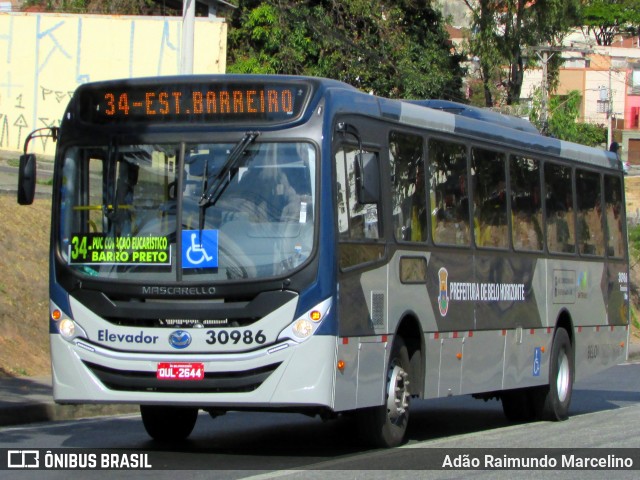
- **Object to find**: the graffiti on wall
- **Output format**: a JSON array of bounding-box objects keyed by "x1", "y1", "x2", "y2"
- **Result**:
[
  {"x1": 0, "y1": 13, "x2": 226, "y2": 154},
  {"x1": 0, "y1": 86, "x2": 73, "y2": 152}
]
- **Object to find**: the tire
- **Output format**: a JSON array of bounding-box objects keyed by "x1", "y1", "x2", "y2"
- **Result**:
[
  {"x1": 140, "y1": 405, "x2": 199, "y2": 442},
  {"x1": 532, "y1": 328, "x2": 574, "y2": 421},
  {"x1": 356, "y1": 337, "x2": 411, "y2": 448}
]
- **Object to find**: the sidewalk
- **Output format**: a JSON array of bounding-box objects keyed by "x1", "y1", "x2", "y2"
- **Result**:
[
  {"x1": 0, "y1": 149, "x2": 53, "y2": 197},
  {"x1": 0, "y1": 376, "x2": 138, "y2": 427},
  {"x1": 0, "y1": 345, "x2": 638, "y2": 428}
]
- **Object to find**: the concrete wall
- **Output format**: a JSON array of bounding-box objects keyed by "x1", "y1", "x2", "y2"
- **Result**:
[{"x1": 0, "y1": 12, "x2": 227, "y2": 154}]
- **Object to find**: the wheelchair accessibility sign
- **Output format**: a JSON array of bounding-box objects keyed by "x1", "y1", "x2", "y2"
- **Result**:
[
  {"x1": 533, "y1": 347, "x2": 542, "y2": 377},
  {"x1": 182, "y1": 230, "x2": 218, "y2": 269}
]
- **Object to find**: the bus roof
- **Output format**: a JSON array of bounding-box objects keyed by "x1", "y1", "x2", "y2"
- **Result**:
[
  {"x1": 68, "y1": 74, "x2": 619, "y2": 171},
  {"x1": 373, "y1": 96, "x2": 619, "y2": 171}
]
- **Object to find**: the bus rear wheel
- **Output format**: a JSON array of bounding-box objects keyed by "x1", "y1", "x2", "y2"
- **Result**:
[
  {"x1": 356, "y1": 337, "x2": 411, "y2": 448},
  {"x1": 140, "y1": 405, "x2": 199, "y2": 441},
  {"x1": 532, "y1": 328, "x2": 574, "y2": 421}
]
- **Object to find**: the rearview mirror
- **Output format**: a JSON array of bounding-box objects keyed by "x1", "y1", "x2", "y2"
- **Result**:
[
  {"x1": 17, "y1": 154, "x2": 37, "y2": 205},
  {"x1": 355, "y1": 152, "x2": 380, "y2": 204}
]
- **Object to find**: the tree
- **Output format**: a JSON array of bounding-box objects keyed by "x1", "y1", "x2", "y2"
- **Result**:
[
  {"x1": 464, "y1": 0, "x2": 581, "y2": 106},
  {"x1": 582, "y1": 0, "x2": 640, "y2": 46},
  {"x1": 21, "y1": 0, "x2": 171, "y2": 14},
  {"x1": 227, "y1": 0, "x2": 465, "y2": 100},
  {"x1": 529, "y1": 89, "x2": 606, "y2": 146}
]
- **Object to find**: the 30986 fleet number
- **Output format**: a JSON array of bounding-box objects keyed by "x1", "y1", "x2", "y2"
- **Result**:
[{"x1": 206, "y1": 329, "x2": 266, "y2": 345}]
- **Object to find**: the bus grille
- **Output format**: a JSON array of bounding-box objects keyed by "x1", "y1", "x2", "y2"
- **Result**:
[{"x1": 83, "y1": 361, "x2": 281, "y2": 393}]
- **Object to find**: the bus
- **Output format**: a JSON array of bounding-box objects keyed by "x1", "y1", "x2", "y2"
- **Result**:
[{"x1": 17, "y1": 75, "x2": 629, "y2": 448}]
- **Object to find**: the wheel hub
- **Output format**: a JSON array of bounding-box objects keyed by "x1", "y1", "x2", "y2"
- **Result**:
[
  {"x1": 556, "y1": 350, "x2": 570, "y2": 402},
  {"x1": 387, "y1": 364, "x2": 410, "y2": 423}
]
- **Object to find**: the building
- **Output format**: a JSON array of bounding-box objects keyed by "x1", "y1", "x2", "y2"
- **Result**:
[{"x1": 521, "y1": 34, "x2": 640, "y2": 167}]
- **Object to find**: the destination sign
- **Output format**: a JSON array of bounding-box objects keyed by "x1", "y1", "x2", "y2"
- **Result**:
[
  {"x1": 78, "y1": 82, "x2": 311, "y2": 125},
  {"x1": 68, "y1": 233, "x2": 171, "y2": 266}
]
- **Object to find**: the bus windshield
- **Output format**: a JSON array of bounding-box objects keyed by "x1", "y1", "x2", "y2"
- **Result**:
[{"x1": 58, "y1": 141, "x2": 316, "y2": 282}]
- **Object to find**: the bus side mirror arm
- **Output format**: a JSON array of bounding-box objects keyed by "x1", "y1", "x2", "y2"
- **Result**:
[{"x1": 17, "y1": 127, "x2": 59, "y2": 205}]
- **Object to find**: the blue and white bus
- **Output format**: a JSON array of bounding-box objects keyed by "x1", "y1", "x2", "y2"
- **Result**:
[{"x1": 18, "y1": 75, "x2": 629, "y2": 447}]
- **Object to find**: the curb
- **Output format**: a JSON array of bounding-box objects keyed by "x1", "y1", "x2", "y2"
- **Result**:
[{"x1": 0, "y1": 403, "x2": 139, "y2": 427}]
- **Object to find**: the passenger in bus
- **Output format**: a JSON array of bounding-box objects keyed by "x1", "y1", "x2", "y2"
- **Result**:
[
  {"x1": 218, "y1": 165, "x2": 289, "y2": 222},
  {"x1": 434, "y1": 189, "x2": 469, "y2": 245},
  {"x1": 400, "y1": 161, "x2": 427, "y2": 241}
]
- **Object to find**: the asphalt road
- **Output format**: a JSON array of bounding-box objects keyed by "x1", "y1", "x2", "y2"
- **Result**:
[{"x1": 1, "y1": 360, "x2": 639, "y2": 479}]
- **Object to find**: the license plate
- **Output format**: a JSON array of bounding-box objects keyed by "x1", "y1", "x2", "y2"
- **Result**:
[{"x1": 156, "y1": 362, "x2": 204, "y2": 381}]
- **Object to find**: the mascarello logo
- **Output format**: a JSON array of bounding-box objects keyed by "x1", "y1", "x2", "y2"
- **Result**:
[
  {"x1": 168, "y1": 330, "x2": 192, "y2": 349},
  {"x1": 438, "y1": 267, "x2": 449, "y2": 317}
]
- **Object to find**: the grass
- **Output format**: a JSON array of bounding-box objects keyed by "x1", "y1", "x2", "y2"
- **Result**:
[{"x1": 0, "y1": 193, "x2": 51, "y2": 377}]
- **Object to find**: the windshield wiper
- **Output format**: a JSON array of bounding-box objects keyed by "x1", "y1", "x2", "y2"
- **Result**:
[{"x1": 198, "y1": 131, "x2": 260, "y2": 209}]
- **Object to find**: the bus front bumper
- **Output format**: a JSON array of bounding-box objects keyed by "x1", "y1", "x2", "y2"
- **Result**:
[{"x1": 50, "y1": 333, "x2": 338, "y2": 410}]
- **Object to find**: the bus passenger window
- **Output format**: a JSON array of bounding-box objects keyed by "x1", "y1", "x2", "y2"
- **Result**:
[
  {"x1": 335, "y1": 144, "x2": 384, "y2": 269},
  {"x1": 545, "y1": 163, "x2": 575, "y2": 254},
  {"x1": 605, "y1": 175, "x2": 624, "y2": 258},
  {"x1": 390, "y1": 131, "x2": 426, "y2": 242},
  {"x1": 510, "y1": 156, "x2": 543, "y2": 251},
  {"x1": 576, "y1": 170, "x2": 603, "y2": 256},
  {"x1": 429, "y1": 139, "x2": 469, "y2": 246},
  {"x1": 472, "y1": 148, "x2": 507, "y2": 249}
]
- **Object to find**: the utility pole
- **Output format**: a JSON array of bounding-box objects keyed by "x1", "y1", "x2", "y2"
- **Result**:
[
  {"x1": 527, "y1": 45, "x2": 593, "y2": 134},
  {"x1": 537, "y1": 49, "x2": 552, "y2": 132},
  {"x1": 181, "y1": 0, "x2": 195, "y2": 74},
  {"x1": 607, "y1": 65, "x2": 614, "y2": 149}
]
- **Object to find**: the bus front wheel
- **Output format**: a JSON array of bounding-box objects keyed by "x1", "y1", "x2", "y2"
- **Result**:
[
  {"x1": 140, "y1": 405, "x2": 199, "y2": 442},
  {"x1": 356, "y1": 336, "x2": 411, "y2": 448}
]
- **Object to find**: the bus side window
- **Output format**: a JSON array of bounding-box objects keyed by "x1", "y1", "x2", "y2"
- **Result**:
[
  {"x1": 335, "y1": 145, "x2": 384, "y2": 269},
  {"x1": 429, "y1": 139, "x2": 469, "y2": 246},
  {"x1": 510, "y1": 156, "x2": 543, "y2": 251},
  {"x1": 390, "y1": 131, "x2": 426, "y2": 242},
  {"x1": 604, "y1": 174, "x2": 624, "y2": 258},
  {"x1": 335, "y1": 146, "x2": 380, "y2": 240},
  {"x1": 545, "y1": 163, "x2": 575, "y2": 254},
  {"x1": 576, "y1": 169, "x2": 603, "y2": 256},
  {"x1": 472, "y1": 147, "x2": 507, "y2": 249}
]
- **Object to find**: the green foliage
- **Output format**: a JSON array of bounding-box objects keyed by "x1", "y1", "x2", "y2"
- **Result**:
[
  {"x1": 529, "y1": 89, "x2": 606, "y2": 146},
  {"x1": 22, "y1": 0, "x2": 162, "y2": 14},
  {"x1": 582, "y1": 0, "x2": 640, "y2": 45},
  {"x1": 629, "y1": 224, "x2": 640, "y2": 266},
  {"x1": 228, "y1": 0, "x2": 464, "y2": 100},
  {"x1": 464, "y1": 0, "x2": 582, "y2": 106}
]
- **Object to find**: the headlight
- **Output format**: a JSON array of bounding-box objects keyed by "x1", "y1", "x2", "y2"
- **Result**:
[
  {"x1": 278, "y1": 297, "x2": 332, "y2": 343},
  {"x1": 292, "y1": 319, "x2": 313, "y2": 339},
  {"x1": 50, "y1": 301, "x2": 86, "y2": 342},
  {"x1": 58, "y1": 318, "x2": 76, "y2": 339}
]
